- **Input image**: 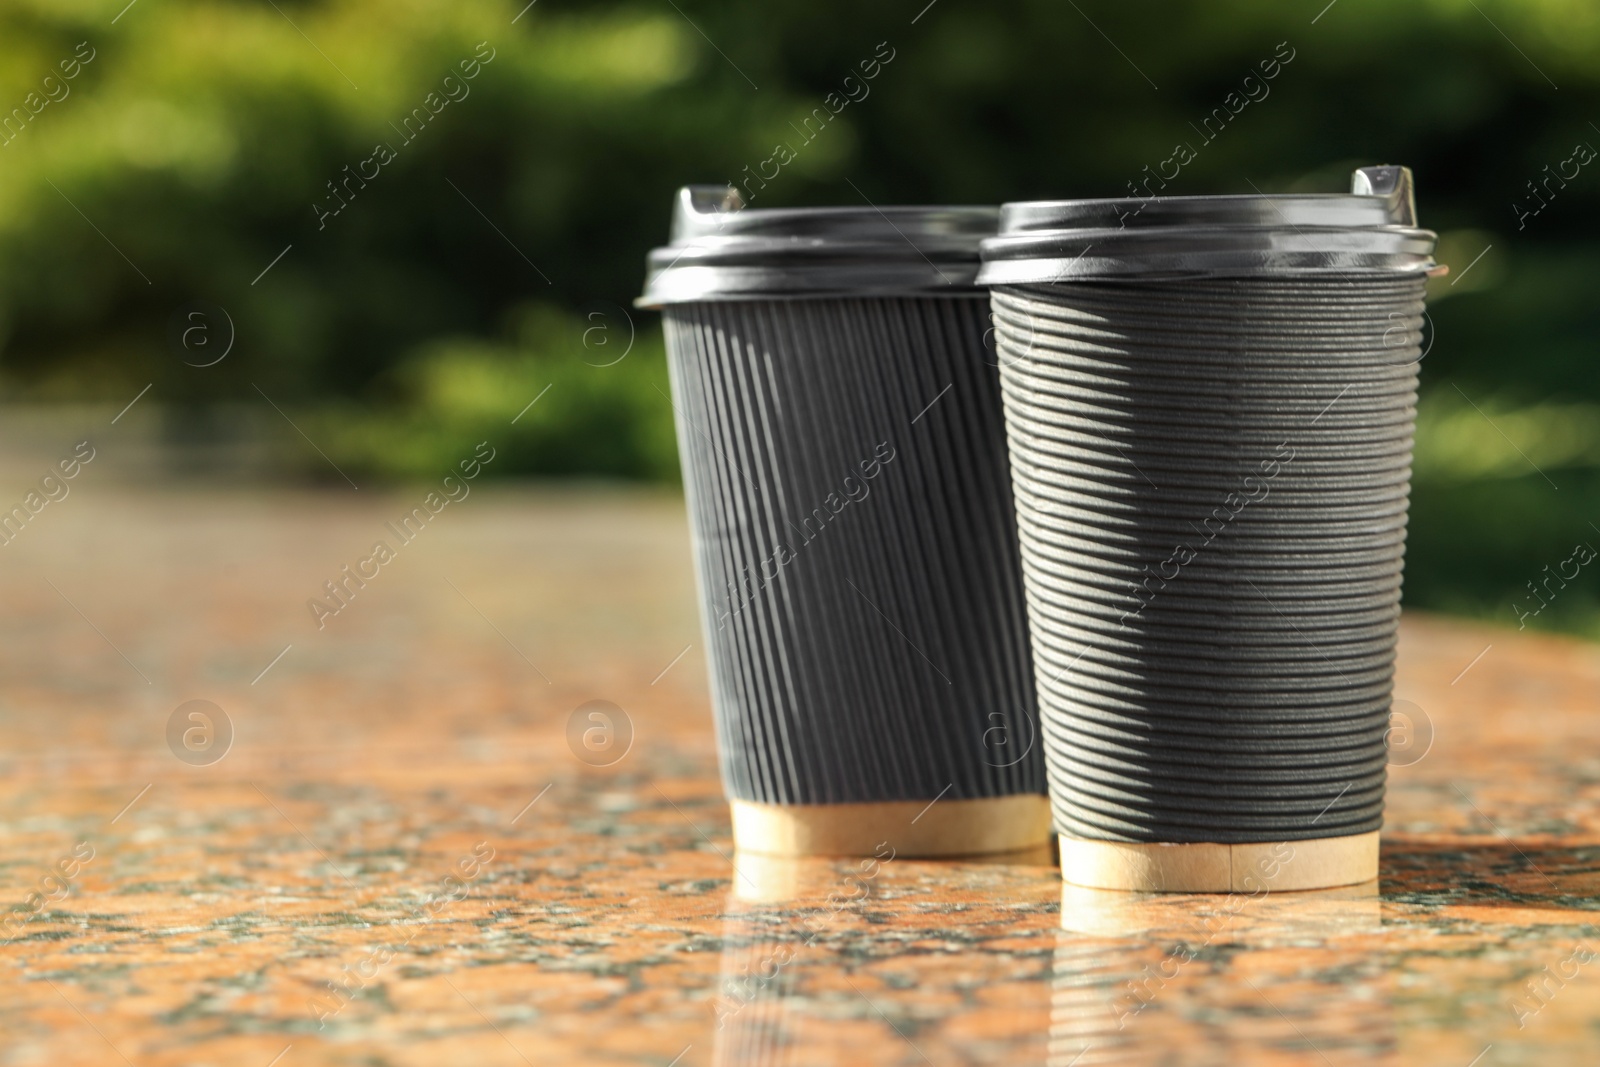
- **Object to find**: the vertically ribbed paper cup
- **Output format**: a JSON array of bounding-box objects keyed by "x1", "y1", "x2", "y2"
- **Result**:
[
  {"x1": 977, "y1": 167, "x2": 1438, "y2": 891},
  {"x1": 639, "y1": 186, "x2": 1048, "y2": 857}
]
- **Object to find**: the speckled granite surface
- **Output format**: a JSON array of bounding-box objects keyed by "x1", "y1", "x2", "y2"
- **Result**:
[{"x1": 1, "y1": 488, "x2": 1597, "y2": 1066}]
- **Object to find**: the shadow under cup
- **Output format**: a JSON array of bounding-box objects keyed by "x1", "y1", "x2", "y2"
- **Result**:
[{"x1": 639, "y1": 186, "x2": 1048, "y2": 858}]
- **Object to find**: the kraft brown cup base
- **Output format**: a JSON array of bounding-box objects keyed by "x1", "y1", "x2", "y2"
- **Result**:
[
  {"x1": 730, "y1": 796, "x2": 1053, "y2": 858},
  {"x1": 1058, "y1": 831, "x2": 1380, "y2": 893}
]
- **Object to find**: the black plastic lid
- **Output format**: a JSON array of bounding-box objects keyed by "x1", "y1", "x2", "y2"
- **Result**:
[
  {"x1": 977, "y1": 166, "x2": 1438, "y2": 285},
  {"x1": 637, "y1": 186, "x2": 999, "y2": 307}
]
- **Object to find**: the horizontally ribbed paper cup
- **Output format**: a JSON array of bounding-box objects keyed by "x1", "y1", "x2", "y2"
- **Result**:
[
  {"x1": 638, "y1": 186, "x2": 1049, "y2": 858},
  {"x1": 978, "y1": 167, "x2": 1438, "y2": 891}
]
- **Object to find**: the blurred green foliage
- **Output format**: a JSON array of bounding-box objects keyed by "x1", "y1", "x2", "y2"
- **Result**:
[
  {"x1": 306, "y1": 305, "x2": 678, "y2": 483},
  {"x1": 0, "y1": 0, "x2": 1597, "y2": 635}
]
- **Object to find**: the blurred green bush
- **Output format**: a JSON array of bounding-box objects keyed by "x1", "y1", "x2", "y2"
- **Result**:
[
  {"x1": 0, "y1": 0, "x2": 1597, "y2": 635},
  {"x1": 305, "y1": 305, "x2": 678, "y2": 483}
]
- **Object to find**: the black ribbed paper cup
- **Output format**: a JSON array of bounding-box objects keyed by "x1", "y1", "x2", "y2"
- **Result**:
[
  {"x1": 978, "y1": 167, "x2": 1438, "y2": 891},
  {"x1": 639, "y1": 187, "x2": 1048, "y2": 857}
]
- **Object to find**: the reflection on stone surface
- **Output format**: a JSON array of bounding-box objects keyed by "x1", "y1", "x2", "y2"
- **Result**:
[
  {"x1": 1052, "y1": 890, "x2": 1397, "y2": 1067},
  {"x1": 732, "y1": 844, "x2": 1056, "y2": 904},
  {"x1": 712, "y1": 907, "x2": 804, "y2": 1067},
  {"x1": 1059, "y1": 881, "x2": 1382, "y2": 938}
]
